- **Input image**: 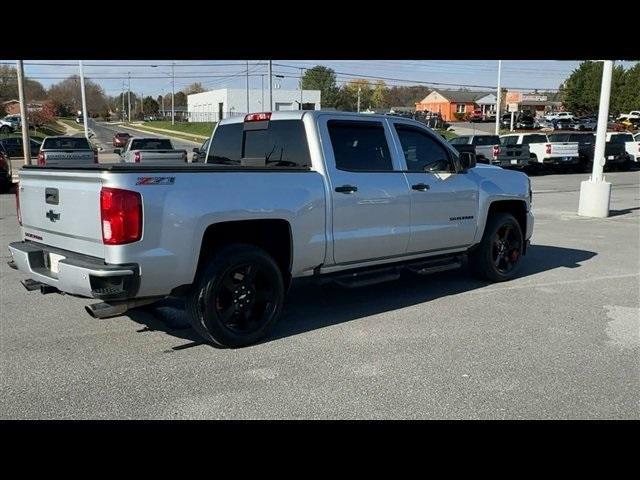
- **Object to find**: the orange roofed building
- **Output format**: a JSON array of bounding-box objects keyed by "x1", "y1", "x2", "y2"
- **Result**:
[{"x1": 415, "y1": 90, "x2": 492, "y2": 121}]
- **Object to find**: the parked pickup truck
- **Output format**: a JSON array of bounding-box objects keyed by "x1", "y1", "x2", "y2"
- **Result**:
[
  {"x1": 449, "y1": 134, "x2": 529, "y2": 169},
  {"x1": 500, "y1": 133, "x2": 579, "y2": 170},
  {"x1": 607, "y1": 132, "x2": 639, "y2": 165},
  {"x1": 115, "y1": 137, "x2": 188, "y2": 164},
  {"x1": 548, "y1": 132, "x2": 630, "y2": 172},
  {"x1": 36, "y1": 136, "x2": 97, "y2": 166},
  {"x1": 9, "y1": 111, "x2": 534, "y2": 348}
]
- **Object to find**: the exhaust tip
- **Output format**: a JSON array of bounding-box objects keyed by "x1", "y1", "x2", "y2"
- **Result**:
[{"x1": 84, "y1": 305, "x2": 97, "y2": 318}]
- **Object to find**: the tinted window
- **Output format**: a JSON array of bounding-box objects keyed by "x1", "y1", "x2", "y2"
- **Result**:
[
  {"x1": 207, "y1": 120, "x2": 311, "y2": 168},
  {"x1": 522, "y1": 134, "x2": 547, "y2": 144},
  {"x1": 42, "y1": 137, "x2": 91, "y2": 150},
  {"x1": 472, "y1": 135, "x2": 500, "y2": 145},
  {"x1": 569, "y1": 134, "x2": 593, "y2": 144},
  {"x1": 500, "y1": 136, "x2": 518, "y2": 145},
  {"x1": 610, "y1": 134, "x2": 634, "y2": 143},
  {"x1": 449, "y1": 136, "x2": 469, "y2": 145},
  {"x1": 130, "y1": 139, "x2": 173, "y2": 150},
  {"x1": 548, "y1": 134, "x2": 570, "y2": 142},
  {"x1": 395, "y1": 125, "x2": 452, "y2": 173},
  {"x1": 328, "y1": 120, "x2": 392, "y2": 172}
]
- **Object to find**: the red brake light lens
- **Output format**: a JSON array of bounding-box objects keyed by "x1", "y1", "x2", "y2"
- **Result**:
[
  {"x1": 244, "y1": 112, "x2": 271, "y2": 122},
  {"x1": 37, "y1": 152, "x2": 45, "y2": 166},
  {"x1": 545, "y1": 144, "x2": 552, "y2": 154},
  {"x1": 134, "y1": 151, "x2": 141, "y2": 163},
  {"x1": 100, "y1": 187, "x2": 142, "y2": 245},
  {"x1": 492, "y1": 145, "x2": 500, "y2": 158}
]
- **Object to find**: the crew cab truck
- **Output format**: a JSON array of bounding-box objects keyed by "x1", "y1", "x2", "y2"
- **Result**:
[
  {"x1": 500, "y1": 133, "x2": 579, "y2": 171},
  {"x1": 449, "y1": 134, "x2": 530, "y2": 169},
  {"x1": 606, "y1": 132, "x2": 639, "y2": 166},
  {"x1": 548, "y1": 132, "x2": 630, "y2": 172},
  {"x1": 115, "y1": 137, "x2": 188, "y2": 164},
  {"x1": 9, "y1": 111, "x2": 534, "y2": 348},
  {"x1": 36, "y1": 136, "x2": 97, "y2": 166}
]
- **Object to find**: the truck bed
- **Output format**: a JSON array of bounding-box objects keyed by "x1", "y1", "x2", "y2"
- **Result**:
[{"x1": 22, "y1": 164, "x2": 311, "y2": 172}]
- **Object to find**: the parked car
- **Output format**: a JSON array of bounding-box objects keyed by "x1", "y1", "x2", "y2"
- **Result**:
[
  {"x1": 571, "y1": 117, "x2": 597, "y2": 131},
  {"x1": 192, "y1": 138, "x2": 210, "y2": 163},
  {"x1": 553, "y1": 117, "x2": 574, "y2": 130},
  {"x1": 548, "y1": 132, "x2": 630, "y2": 172},
  {"x1": 75, "y1": 116, "x2": 83, "y2": 124},
  {"x1": 143, "y1": 115, "x2": 157, "y2": 122},
  {"x1": 0, "y1": 144, "x2": 13, "y2": 192},
  {"x1": 112, "y1": 132, "x2": 132, "y2": 147},
  {"x1": 9, "y1": 110, "x2": 534, "y2": 347},
  {"x1": 36, "y1": 136, "x2": 97, "y2": 166},
  {"x1": 545, "y1": 112, "x2": 574, "y2": 121},
  {"x1": 500, "y1": 133, "x2": 579, "y2": 171},
  {"x1": 469, "y1": 109, "x2": 484, "y2": 122},
  {"x1": 616, "y1": 111, "x2": 640, "y2": 122},
  {"x1": 500, "y1": 113, "x2": 512, "y2": 129},
  {"x1": 0, "y1": 118, "x2": 15, "y2": 134},
  {"x1": 450, "y1": 134, "x2": 529, "y2": 169},
  {"x1": 115, "y1": 137, "x2": 187, "y2": 164},
  {"x1": 3, "y1": 115, "x2": 21, "y2": 130},
  {"x1": 0, "y1": 137, "x2": 41, "y2": 157},
  {"x1": 515, "y1": 115, "x2": 537, "y2": 130},
  {"x1": 607, "y1": 132, "x2": 640, "y2": 165}
]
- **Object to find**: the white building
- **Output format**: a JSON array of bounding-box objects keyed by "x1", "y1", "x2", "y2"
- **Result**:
[{"x1": 187, "y1": 88, "x2": 321, "y2": 122}]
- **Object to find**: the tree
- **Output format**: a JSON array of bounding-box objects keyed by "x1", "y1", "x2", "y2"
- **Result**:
[
  {"x1": 618, "y1": 63, "x2": 640, "y2": 113},
  {"x1": 561, "y1": 61, "x2": 627, "y2": 116},
  {"x1": 300, "y1": 66, "x2": 338, "y2": 108},
  {"x1": 0, "y1": 65, "x2": 47, "y2": 103},
  {"x1": 47, "y1": 75, "x2": 109, "y2": 117},
  {"x1": 334, "y1": 79, "x2": 374, "y2": 112},
  {"x1": 183, "y1": 82, "x2": 205, "y2": 95},
  {"x1": 143, "y1": 96, "x2": 159, "y2": 114},
  {"x1": 174, "y1": 91, "x2": 187, "y2": 107},
  {"x1": 371, "y1": 80, "x2": 387, "y2": 109}
]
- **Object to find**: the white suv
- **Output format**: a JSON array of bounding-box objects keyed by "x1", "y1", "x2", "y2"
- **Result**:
[{"x1": 545, "y1": 112, "x2": 574, "y2": 121}]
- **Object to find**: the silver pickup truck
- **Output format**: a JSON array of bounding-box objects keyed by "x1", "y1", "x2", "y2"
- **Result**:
[
  {"x1": 37, "y1": 136, "x2": 97, "y2": 166},
  {"x1": 116, "y1": 137, "x2": 187, "y2": 164},
  {"x1": 9, "y1": 111, "x2": 534, "y2": 348}
]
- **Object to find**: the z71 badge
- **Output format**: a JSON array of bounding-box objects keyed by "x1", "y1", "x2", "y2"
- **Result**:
[{"x1": 135, "y1": 177, "x2": 176, "y2": 185}]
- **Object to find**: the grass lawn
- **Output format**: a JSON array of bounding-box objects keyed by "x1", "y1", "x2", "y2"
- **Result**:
[
  {"x1": 0, "y1": 122, "x2": 65, "y2": 143},
  {"x1": 127, "y1": 124, "x2": 206, "y2": 144},
  {"x1": 58, "y1": 118, "x2": 84, "y2": 131},
  {"x1": 140, "y1": 120, "x2": 216, "y2": 137}
]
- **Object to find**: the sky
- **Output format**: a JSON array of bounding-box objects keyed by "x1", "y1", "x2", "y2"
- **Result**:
[{"x1": 2, "y1": 60, "x2": 639, "y2": 98}]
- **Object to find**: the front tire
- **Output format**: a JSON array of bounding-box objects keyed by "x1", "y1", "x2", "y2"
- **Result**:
[
  {"x1": 469, "y1": 213, "x2": 524, "y2": 282},
  {"x1": 185, "y1": 244, "x2": 284, "y2": 348}
]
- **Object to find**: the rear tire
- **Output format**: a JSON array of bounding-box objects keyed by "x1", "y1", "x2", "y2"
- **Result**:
[
  {"x1": 185, "y1": 244, "x2": 285, "y2": 348},
  {"x1": 0, "y1": 126, "x2": 10, "y2": 134},
  {"x1": 469, "y1": 213, "x2": 524, "y2": 282}
]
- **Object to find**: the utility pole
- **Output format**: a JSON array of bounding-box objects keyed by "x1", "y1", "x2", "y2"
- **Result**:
[
  {"x1": 140, "y1": 92, "x2": 143, "y2": 116},
  {"x1": 79, "y1": 60, "x2": 89, "y2": 139},
  {"x1": 127, "y1": 72, "x2": 131, "y2": 123},
  {"x1": 261, "y1": 75, "x2": 264, "y2": 111},
  {"x1": 495, "y1": 60, "x2": 502, "y2": 135},
  {"x1": 171, "y1": 61, "x2": 175, "y2": 125},
  {"x1": 16, "y1": 60, "x2": 31, "y2": 165},
  {"x1": 246, "y1": 60, "x2": 250, "y2": 114},
  {"x1": 300, "y1": 67, "x2": 303, "y2": 109},
  {"x1": 357, "y1": 87, "x2": 361, "y2": 113},
  {"x1": 121, "y1": 82, "x2": 125, "y2": 122},
  {"x1": 578, "y1": 60, "x2": 614, "y2": 218},
  {"x1": 268, "y1": 60, "x2": 273, "y2": 111}
]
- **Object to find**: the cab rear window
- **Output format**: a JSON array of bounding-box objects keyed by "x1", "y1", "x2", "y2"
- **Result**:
[
  {"x1": 207, "y1": 120, "x2": 311, "y2": 168},
  {"x1": 42, "y1": 137, "x2": 91, "y2": 150}
]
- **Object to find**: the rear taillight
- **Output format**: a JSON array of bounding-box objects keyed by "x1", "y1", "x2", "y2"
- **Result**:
[
  {"x1": 37, "y1": 152, "x2": 45, "y2": 166},
  {"x1": 100, "y1": 187, "x2": 142, "y2": 245},
  {"x1": 15, "y1": 182, "x2": 21, "y2": 226},
  {"x1": 545, "y1": 144, "x2": 552, "y2": 155},
  {"x1": 93, "y1": 150, "x2": 98, "y2": 163},
  {"x1": 134, "y1": 151, "x2": 141, "y2": 163},
  {"x1": 492, "y1": 145, "x2": 500, "y2": 159}
]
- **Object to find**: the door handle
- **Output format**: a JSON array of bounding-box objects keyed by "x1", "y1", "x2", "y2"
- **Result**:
[
  {"x1": 335, "y1": 185, "x2": 358, "y2": 194},
  {"x1": 411, "y1": 183, "x2": 430, "y2": 191}
]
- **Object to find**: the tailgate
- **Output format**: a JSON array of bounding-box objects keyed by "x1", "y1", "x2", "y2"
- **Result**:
[
  {"x1": 44, "y1": 150, "x2": 94, "y2": 165},
  {"x1": 18, "y1": 170, "x2": 104, "y2": 258},
  {"x1": 550, "y1": 142, "x2": 579, "y2": 157},
  {"x1": 139, "y1": 150, "x2": 186, "y2": 163},
  {"x1": 501, "y1": 144, "x2": 530, "y2": 160}
]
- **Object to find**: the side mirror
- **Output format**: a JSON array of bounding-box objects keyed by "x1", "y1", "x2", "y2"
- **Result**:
[
  {"x1": 113, "y1": 149, "x2": 121, "y2": 155},
  {"x1": 459, "y1": 152, "x2": 477, "y2": 170}
]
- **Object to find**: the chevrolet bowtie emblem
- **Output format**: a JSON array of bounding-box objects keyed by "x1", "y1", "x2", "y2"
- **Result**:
[{"x1": 46, "y1": 209, "x2": 60, "y2": 222}]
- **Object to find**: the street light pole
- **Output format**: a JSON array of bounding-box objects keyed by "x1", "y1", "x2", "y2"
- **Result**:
[
  {"x1": 121, "y1": 81, "x2": 125, "y2": 122},
  {"x1": 495, "y1": 60, "x2": 502, "y2": 135},
  {"x1": 16, "y1": 60, "x2": 31, "y2": 165},
  {"x1": 357, "y1": 87, "x2": 361, "y2": 113},
  {"x1": 268, "y1": 60, "x2": 273, "y2": 111},
  {"x1": 300, "y1": 67, "x2": 303, "y2": 109},
  {"x1": 578, "y1": 60, "x2": 614, "y2": 218},
  {"x1": 79, "y1": 60, "x2": 89, "y2": 139},
  {"x1": 246, "y1": 60, "x2": 250, "y2": 114},
  {"x1": 261, "y1": 75, "x2": 264, "y2": 111},
  {"x1": 127, "y1": 72, "x2": 131, "y2": 123},
  {"x1": 171, "y1": 61, "x2": 175, "y2": 125}
]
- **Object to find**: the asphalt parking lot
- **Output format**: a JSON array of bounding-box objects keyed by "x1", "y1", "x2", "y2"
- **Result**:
[{"x1": 1, "y1": 171, "x2": 638, "y2": 419}]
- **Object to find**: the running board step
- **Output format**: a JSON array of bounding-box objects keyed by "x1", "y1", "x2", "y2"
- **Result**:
[
  {"x1": 21, "y1": 279, "x2": 45, "y2": 291},
  {"x1": 406, "y1": 256, "x2": 463, "y2": 275},
  {"x1": 329, "y1": 269, "x2": 401, "y2": 288}
]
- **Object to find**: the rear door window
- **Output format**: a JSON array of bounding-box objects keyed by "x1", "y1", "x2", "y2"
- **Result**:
[
  {"x1": 449, "y1": 136, "x2": 469, "y2": 145},
  {"x1": 522, "y1": 134, "x2": 548, "y2": 144},
  {"x1": 500, "y1": 136, "x2": 518, "y2": 145},
  {"x1": 42, "y1": 137, "x2": 91, "y2": 150},
  {"x1": 327, "y1": 120, "x2": 393, "y2": 172},
  {"x1": 472, "y1": 136, "x2": 500, "y2": 145}
]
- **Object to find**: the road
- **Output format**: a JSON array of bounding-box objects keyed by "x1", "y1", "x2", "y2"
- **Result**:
[
  {"x1": 0, "y1": 172, "x2": 638, "y2": 419},
  {"x1": 450, "y1": 121, "x2": 496, "y2": 136},
  {"x1": 88, "y1": 119, "x2": 200, "y2": 163}
]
